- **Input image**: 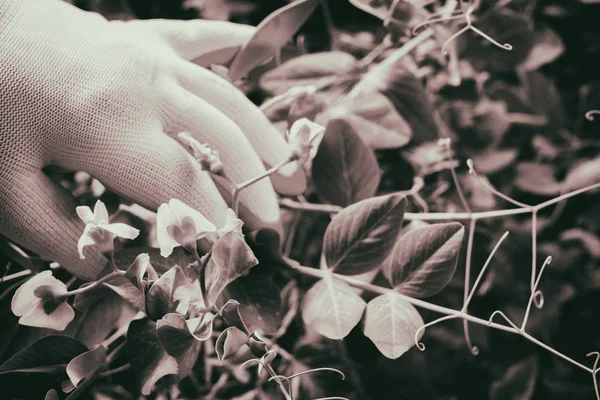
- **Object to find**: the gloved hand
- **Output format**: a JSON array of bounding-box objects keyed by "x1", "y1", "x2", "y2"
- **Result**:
[{"x1": 0, "y1": 0, "x2": 305, "y2": 280}]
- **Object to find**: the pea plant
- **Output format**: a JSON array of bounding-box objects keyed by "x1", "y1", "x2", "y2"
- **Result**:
[{"x1": 2, "y1": 0, "x2": 600, "y2": 399}]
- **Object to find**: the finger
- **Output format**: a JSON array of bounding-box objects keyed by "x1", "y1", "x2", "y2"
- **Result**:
[
  {"x1": 125, "y1": 19, "x2": 255, "y2": 66},
  {"x1": 52, "y1": 126, "x2": 230, "y2": 228},
  {"x1": 165, "y1": 88, "x2": 283, "y2": 232},
  {"x1": 174, "y1": 61, "x2": 307, "y2": 195},
  {"x1": 0, "y1": 169, "x2": 106, "y2": 280}
]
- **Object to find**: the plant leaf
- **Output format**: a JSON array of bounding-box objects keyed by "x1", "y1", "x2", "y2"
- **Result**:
[
  {"x1": 384, "y1": 223, "x2": 464, "y2": 298},
  {"x1": 490, "y1": 357, "x2": 539, "y2": 400},
  {"x1": 514, "y1": 162, "x2": 561, "y2": 196},
  {"x1": 470, "y1": 148, "x2": 518, "y2": 174},
  {"x1": 321, "y1": 91, "x2": 412, "y2": 149},
  {"x1": 312, "y1": 118, "x2": 381, "y2": 207},
  {"x1": 301, "y1": 274, "x2": 366, "y2": 340},
  {"x1": 66, "y1": 345, "x2": 107, "y2": 387},
  {"x1": 217, "y1": 269, "x2": 281, "y2": 335},
  {"x1": 324, "y1": 194, "x2": 407, "y2": 275},
  {"x1": 156, "y1": 313, "x2": 202, "y2": 378},
  {"x1": 215, "y1": 327, "x2": 248, "y2": 362},
  {"x1": 145, "y1": 265, "x2": 190, "y2": 320},
  {"x1": 206, "y1": 231, "x2": 259, "y2": 305},
  {"x1": 127, "y1": 318, "x2": 178, "y2": 396},
  {"x1": 228, "y1": 0, "x2": 320, "y2": 81},
  {"x1": 521, "y1": 25, "x2": 565, "y2": 71},
  {"x1": 362, "y1": 292, "x2": 424, "y2": 359},
  {"x1": 259, "y1": 51, "x2": 358, "y2": 95},
  {"x1": 0, "y1": 336, "x2": 87, "y2": 375},
  {"x1": 562, "y1": 157, "x2": 600, "y2": 193}
]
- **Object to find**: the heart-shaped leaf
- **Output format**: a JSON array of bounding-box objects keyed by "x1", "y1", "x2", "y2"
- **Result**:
[
  {"x1": 363, "y1": 292, "x2": 424, "y2": 359},
  {"x1": 206, "y1": 231, "x2": 259, "y2": 306},
  {"x1": 145, "y1": 265, "x2": 190, "y2": 320},
  {"x1": 384, "y1": 223, "x2": 464, "y2": 298},
  {"x1": 259, "y1": 51, "x2": 358, "y2": 95},
  {"x1": 0, "y1": 336, "x2": 88, "y2": 375},
  {"x1": 215, "y1": 327, "x2": 248, "y2": 362},
  {"x1": 156, "y1": 313, "x2": 202, "y2": 378},
  {"x1": 127, "y1": 319, "x2": 178, "y2": 396},
  {"x1": 321, "y1": 91, "x2": 412, "y2": 149},
  {"x1": 324, "y1": 194, "x2": 407, "y2": 276},
  {"x1": 228, "y1": 0, "x2": 320, "y2": 81},
  {"x1": 66, "y1": 345, "x2": 107, "y2": 387},
  {"x1": 312, "y1": 118, "x2": 381, "y2": 207},
  {"x1": 302, "y1": 274, "x2": 366, "y2": 340}
]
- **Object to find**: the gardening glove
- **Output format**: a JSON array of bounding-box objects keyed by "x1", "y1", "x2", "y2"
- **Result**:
[{"x1": 0, "y1": 0, "x2": 305, "y2": 280}]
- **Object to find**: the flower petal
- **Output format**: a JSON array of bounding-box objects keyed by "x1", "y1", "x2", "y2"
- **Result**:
[
  {"x1": 100, "y1": 223, "x2": 140, "y2": 240},
  {"x1": 218, "y1": 208, "x2": 243, "y2": 236},
  {"x1": 156, "y1": 203, "x2": 181, "y2": 258},
  {"x1": 77, "y1": 224, "x2": 96, "y2": 259},
  {"x1": 168, "y1": 199, "x2": 216, "y2": 239},
  {"x1": 93, "y1": 200, "x2": 109, "y2": 224},
  {"x1": 75, "y1": 206, "x2": 94, "y2": 224},
  {"x1": 19, "y1": 302, "x2": 75, "y2": 331},
  {"x1": 11, "y1": 270, "x2": 54, "y2": 316}
]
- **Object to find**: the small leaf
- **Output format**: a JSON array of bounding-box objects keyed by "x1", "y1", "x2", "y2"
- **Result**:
[
  {"x1": 145, "y1": 265, "x2": 190, "y2": 320},
  {"x1": 102, "y1": 275, "x2": 145, "y2": 312},
  {"x1": 562, "y1": 157, "x2": 600, "y2": 193},
  {"x1": 228, "y1": 0, "x2": 320, "y2": 81},
  {"x1": 312, "y1": 118, "x2": 381, "y2": 207},
  {"x1": 302, "y1": 275, "x2": 366, "y2": 340},
  {"x1": 324, "y1": 194, "x2": 407, "y2": 275},
  {"x1": 258, "y1": 350, "x2": 277, "y2": 377},
  {"x1": 215, "y1": 327, "x2": 248, "y2": 362},
  {"x1": 259, "y1": 51, "x2": 358, "y2": 95},
  {"x1": 0, "y1": 336, "x2": 87, "y2": 375},
  {"x1": 470, "y1": 148, "x2": 518, "y2": 174},
  {"x1": 560, "y1": 229, "x2": 600, "y2": 258},
  {"x1": 127, "y1": 319, "x2": 178, "y2": 395},
  {"x1": 514, "y1": 162, "x2": 561, "y2": 196},
  {"x1": 384, "y1": 223, "x2": 464, "y2": 298},
  {"x1": 156, "y1": 313, "x2": 202, "y2": 377},
  {"x1": 521, "y1": 25, "x2": 565, "y2": 71},
  {"x1": 363, "y1": 292, "x2": 424, "y2": 359},
  {"x1": 66, "y1": 345, "x2": 107, "y2": 387},
  {"x1": 490, "y1": 357, "x2": 538, "y2": 400},
  {"x1": 218, "y1": 299, "x2": 249, "y2": 334},
  {"x1": 206, "y1": 231, "x2": 259, "y2": 305},
  {"x1": 45, "y1": 389, "x2": 59, "y2": 400}
]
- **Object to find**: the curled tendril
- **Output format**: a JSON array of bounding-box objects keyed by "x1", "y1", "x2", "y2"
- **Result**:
[
  {"x1": 441, "y1": 6, "x2": 512, "y2": 55},
  {"x1": 268, "y1": 367, "x2": 346, "y2": 383},
  {"x1": 414, "y1": 315, "x2": 460, "y2": 351},
  {"x1": 488, "y1": 310, "x2": 520, "y2": 331},
  {"x1": 587, "y1": 352, "x2": 600, "y2": 400},
  {"x1": 586, "y1": 110, "x2": 600, "y2": 121},
  {"x1": 521, "y1": 256, "x2": 551, "y2": 330}
]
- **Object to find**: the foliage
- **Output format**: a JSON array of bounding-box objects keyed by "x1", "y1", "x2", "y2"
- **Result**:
[{"x1": 2, "y1": 0, "x2": 600, "y2": 399}]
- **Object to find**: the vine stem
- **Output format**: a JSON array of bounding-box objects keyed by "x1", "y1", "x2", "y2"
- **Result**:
[
  {"x1": 279, "y1": 181, "x2": 600, "y2": 220},
  {"x1": 265, "y1": 364, "x2": 293, "y2": 400},
  {"x1": 232, "y1": 157, "x2": 292, "y2": 215},
  {"x1": 63, "y1": 270, "x2": 125, "y2": 297},
  {"x1": 289, "y1": 262, "x2": 593, "y2": 374}
]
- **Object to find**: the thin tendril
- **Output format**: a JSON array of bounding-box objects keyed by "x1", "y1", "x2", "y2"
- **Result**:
[
  {"x1": 313, "y1": 397, "x2": 351, "y2": 400},
  {"x1": 587, "y1": 352, "x2": 600, "y2": 400},
  {"x1": 585, "y1": 110, "x2": 600, "y2": 121},
  {"x1": 463, "y1": 219, "x2": 477, "y2": 355},
  {"x1": 521, "y1": 256, "x2": 551, "y2": 331},
  {"x1": 531, "y1": 211, "x2": 543, "y2": 308},
  {"x1": 412, "y1": 10, "x2": 465, "y2": 35},
  {"x1": 414, "y1": 315, "x2": 460, "y2": 351},
  {"x1": 467, "y1": 159, "x2": 531, "y2": 208},
  {"x1": 268, "y1": 368, "x2": 345, "y2": 382},
  {"x1": 488, "y1": 310, "x2": 521, "y2": 331}
]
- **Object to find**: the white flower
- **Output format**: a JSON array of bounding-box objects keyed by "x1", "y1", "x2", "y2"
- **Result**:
[
  {"x1": 217, "y1": 208, "x2": 243, "y2": 237},
  {"x1": 11, "y1": 271, "x2": 74, "y2": 331},
  {"x1": 286, "y1": 118, "x2": 326, "y2": 163},
  {"x1": 76, "y1": 200, "x2": 140, "y2": 259},
  {"x1": 156, "y1": 199, "x2": 217, "y2": 257}
]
